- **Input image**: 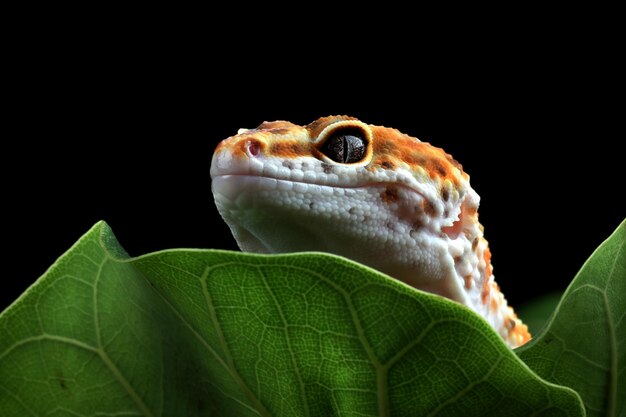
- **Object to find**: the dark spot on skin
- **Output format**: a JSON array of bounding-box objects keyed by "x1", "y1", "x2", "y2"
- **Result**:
[
  {"x1": 432, "y1": 160, "x2": 447, "y2": 177},
  {"x1": 386, "y1": 222, "x2": 394, "y2": 230},
  {"x1": 453, "y1": 256, "x2": 461, "y2": 264},
  {"x1": 348, "y1": 207, "x2": 356, "y2": 215},
  {"x1": 506, "y1": 318, "x2": 517, "y2": 332},
  {"x1": 282, "y1": 160, "x2": 294, "y2": 169},
  {"x1": 424, "y1": 200, "x2": 437, "y2": 217},
  {"x1": 472, "y1": 238, "x2": 479, "y2": 250},
  {"x1": 267, "y1": 128, "x2": 293, "y2": 135},
  {"x1": 363, "y1": 215, "x2": 370, "y2": 223},
  {"x1": 410, "y1": 218, "x2": 426, "y2": 238},
  {"x1": 302, "y1": 162, "x2": 309, "y2": 169},
  {"x1": 442, "y1": 188, "x2": 450, "y2": 202},
  {"x1": 406, "y1": 153, "x2": 427, "y2": 165},
  {"x1": 309, "y1": 202, "x2": 315, "y2": 210},
  {"x1": 381, "y1": 160, "x2": 394, "y2": 169},
  {"x1": 443, "y1": 209, "x2": 449, "y2": 218},
  {"x1": 380, "y1": 186, "x2": 399, "y2": 203},
  {"x1": 321, "y1": 163, "x2": 333, "y2": 174}
]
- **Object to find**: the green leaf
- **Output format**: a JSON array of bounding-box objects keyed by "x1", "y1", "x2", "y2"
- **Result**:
[
  {"x1": 1, "y1": 222, "x2": 584, "y2": 416},
  {"x1": 517, "y1": 219, "x2": 626, "y2": 417}
]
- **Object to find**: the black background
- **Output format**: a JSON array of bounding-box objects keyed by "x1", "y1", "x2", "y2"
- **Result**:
[{"x1": 3, "y1": 26, "x2": 623, "y2": 312}]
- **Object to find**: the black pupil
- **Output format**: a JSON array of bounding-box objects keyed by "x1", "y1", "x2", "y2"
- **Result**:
[{"x1": 320, "y1": 130, "x2": 366, "y2": 163}]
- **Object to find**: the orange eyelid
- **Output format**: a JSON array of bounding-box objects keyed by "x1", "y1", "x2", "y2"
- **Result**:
[{"x1": 305, "y1": 115, "x2": 358, "y2": 138}]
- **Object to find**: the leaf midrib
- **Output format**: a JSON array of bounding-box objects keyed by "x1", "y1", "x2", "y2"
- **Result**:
[
  {"x1": 141, "y1": 259, "x2": 268, "y2": 416},
  {"x1": 95, "y1": 256, "x2": 155, "y2": 417}
]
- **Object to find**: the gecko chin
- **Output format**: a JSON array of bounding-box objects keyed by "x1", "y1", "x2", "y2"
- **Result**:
[{"x1": 212, "y1": 174, "x2": 461, "y2": 299}]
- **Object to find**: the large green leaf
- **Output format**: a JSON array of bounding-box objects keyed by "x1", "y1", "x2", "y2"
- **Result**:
[
  {"x1": 517, "y1": 219, "x2": 626, "y2": 417},
  {"x1": 0, "y1": 222, "x2": 584, "y2": 416}
]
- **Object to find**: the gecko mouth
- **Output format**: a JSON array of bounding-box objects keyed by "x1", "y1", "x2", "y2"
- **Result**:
[
  {"x1": 211, "y1": 174, "x2": 333, "y2": 202},
  {"x1": 211, "y1": 174, "x2": 430, "y2": 206},
  {"x1": 210, "y1": 152, "x2": 433, "y2": 202},
  {"x1": 210, "y1": 147, "x2": 423, "y2": 193},
  {"x1": 210, "y1": 150, "x2": 459, "y2": 233}
]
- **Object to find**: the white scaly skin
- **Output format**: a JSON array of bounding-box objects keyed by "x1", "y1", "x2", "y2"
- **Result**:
[{"x1": 211, "y1": 116, "x2": 530, "y2": 347}]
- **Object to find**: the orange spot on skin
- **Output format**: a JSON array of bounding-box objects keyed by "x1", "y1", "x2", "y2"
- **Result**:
[
  {"x1": 464, "y1": 274, "x2": 473, "y2": 289},
  {"x1": 269, "y1": 141, "x2": 309, "y2": 158},
  {"x1": 483, "y1": 247, "x2": 493, "y2": 279},
  {"x1": 481, "y1": 286, "x2": 490, "y2": 305},
  {"x1": 490, "y1": 295, "x2": 499, "y2": 313},
  {"x1": 480, "y1": 247, "x2": 495, "y2": 306}
]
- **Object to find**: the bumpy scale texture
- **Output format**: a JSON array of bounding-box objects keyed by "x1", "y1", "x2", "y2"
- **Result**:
[{"x1": 211, "y1": 116, "x2": 530, "y2": 347}]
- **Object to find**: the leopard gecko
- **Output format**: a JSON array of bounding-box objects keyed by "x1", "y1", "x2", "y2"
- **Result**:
[{"x1": 210, "y1": 115, "x2": 530, "y2": 348}]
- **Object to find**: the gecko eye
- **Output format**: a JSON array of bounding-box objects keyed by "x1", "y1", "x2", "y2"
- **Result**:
[{"x1": 319, "y1": 129, "x2": 367, "y2": 164}]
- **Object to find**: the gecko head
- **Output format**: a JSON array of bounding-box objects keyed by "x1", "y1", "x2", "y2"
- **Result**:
[
  {"x1": 211, "y1": 116, "x2": 479, "y2": 294},
  {"x1": 212, "y1": 116, "x2": 531, "y2": 348}
]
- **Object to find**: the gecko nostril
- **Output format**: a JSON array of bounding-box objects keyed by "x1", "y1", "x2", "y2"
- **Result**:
[{"x1": 247, "y1": 140, "x2": 261, "y2": 157}]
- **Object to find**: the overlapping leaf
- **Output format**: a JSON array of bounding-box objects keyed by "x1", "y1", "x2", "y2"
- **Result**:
[
  {"x1": 517, "y1": 219, "x2": 625, "y2": 417},
  {"x1": 3, "y1": 220, "x2": 620, "y2": 416}
]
